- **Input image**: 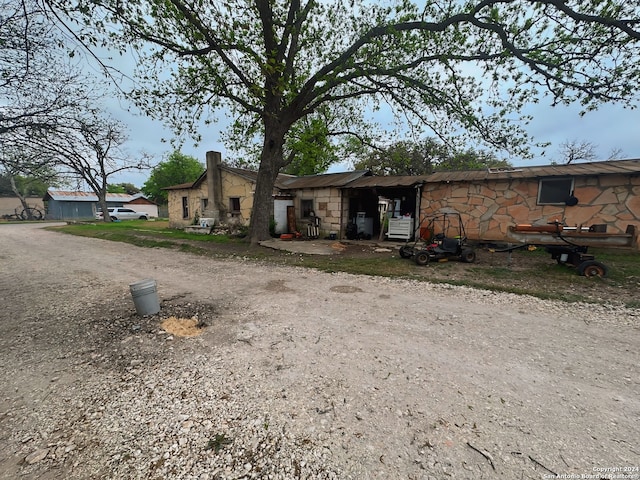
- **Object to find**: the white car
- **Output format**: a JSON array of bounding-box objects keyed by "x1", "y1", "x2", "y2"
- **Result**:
[{"x1": 96, "y1": 207, "x2": 149, "y2": 221}]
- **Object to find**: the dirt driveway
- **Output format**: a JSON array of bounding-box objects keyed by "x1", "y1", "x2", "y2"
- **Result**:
[{"x1": 1, "y1": 223, "x2": 638, "y2": 479}]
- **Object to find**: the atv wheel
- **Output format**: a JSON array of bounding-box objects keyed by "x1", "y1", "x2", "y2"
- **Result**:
[
  {"x1": 414, "y1": 250, "x2": 430, "y2": 266},
  {"x1": 461, "y1": 248, "x2": 476, "y2": 263}
]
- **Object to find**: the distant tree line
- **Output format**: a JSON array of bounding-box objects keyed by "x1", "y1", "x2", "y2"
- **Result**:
[{"x1": 351, "y1": 138, "x2": 511, "y2": 176}]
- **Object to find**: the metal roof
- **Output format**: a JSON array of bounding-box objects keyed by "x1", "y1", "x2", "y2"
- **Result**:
[
  {"x1": 345, "y1": 175, "x2": 429, "y2": 189},
  {"x1": 165, "y1": 169, "x2": 371, "y2": 191},
  {"x1": 163, "y1": 159, "x2": 640, "y2": 193},
  {"x1": 279, "y1": 170, "x2": 371, "y2": 189},
  {"x1": 129, "y1": 193, "x2": 158, "y2": 205},
  {"x1": 44, "y1": 191, "x2": 138, "y2": 202},
  {"x1": 423, "y1": 158, "x2": 640, "y2": 183},
  {"x1": 163, "y1": 182, "x2": 195, "y2": 191},
  {"x1": 191, "y1": 166, "x2": 261, "y2": 188},
  {"x1": 279, "y1": 159, "x2": 640, "y2": 190},
  {"x1": 219, "y1": 165, "x2": 296, "y2": 189},
  {"x1": 164, "y1": 164, "x2": 295, "y2": 190}
]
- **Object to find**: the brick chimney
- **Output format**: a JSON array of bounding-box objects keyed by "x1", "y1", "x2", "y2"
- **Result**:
[{"x1": 204, "y1": 151, "x2": 223, "y2": 222}]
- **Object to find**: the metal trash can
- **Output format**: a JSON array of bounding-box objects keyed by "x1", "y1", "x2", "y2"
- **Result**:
[{"x1": 129, "y1": 279, "x2": 160, "y2": 316}]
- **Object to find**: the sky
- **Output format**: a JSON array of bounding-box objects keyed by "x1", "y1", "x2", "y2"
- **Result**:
[
  {"x1": 108, "y1": 97, "x2": 639, "y2": 189},
  {"x1": 34, "y1": 1, "x2": 639, "y2": 191},
  {"x1": 92, "y1": 14, "x2": 640, "y2": 190}
]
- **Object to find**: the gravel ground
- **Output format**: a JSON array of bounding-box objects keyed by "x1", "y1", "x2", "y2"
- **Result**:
[{"x1": 0, "y1": 223, "x2": 639, "y2": 480}]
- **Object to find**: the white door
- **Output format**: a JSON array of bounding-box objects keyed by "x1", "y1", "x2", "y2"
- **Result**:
[{"x1": 273, "y1": 199, "x2": 294, "y2": 234}]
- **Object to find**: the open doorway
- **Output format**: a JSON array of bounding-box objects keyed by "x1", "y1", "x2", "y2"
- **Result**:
[{"x1": 344, "y1": 186, "x2": 418, "y2": 240}]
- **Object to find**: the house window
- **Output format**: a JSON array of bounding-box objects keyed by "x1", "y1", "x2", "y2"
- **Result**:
[
  {"x1": 537, "y1": 177, "x2": 574, "y2": 205},
  {"x1": 229, "y1": 197, "x2": 241, "y2": 216},
  {"x1": 201, "y1": 198, "x2": 208, "y2": 213},
  {"x1": 182, "y1": 197, "x2": 189, "y2": 219},
  {"x1": 301, "y1": 199, "x2": 314, "y2": 218}
]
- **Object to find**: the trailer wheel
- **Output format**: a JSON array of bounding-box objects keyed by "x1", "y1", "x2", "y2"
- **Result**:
[
  {"x1": 461, "y1": 248, "x2": 476, "y2": 263},
  {"x1": 414, "y1": 250, "x2": 430, "y2": 266},
  {"x1": 578, "y1": 260, "x2": 608, "y2": 278},
  {"x1": 399, "y1": 245, "x2": 413, "y2": 258}
]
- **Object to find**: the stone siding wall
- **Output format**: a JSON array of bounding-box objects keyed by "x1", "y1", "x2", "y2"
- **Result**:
[
  {"x1": 421, "y1": 174, "x2": 640, "y2": 248},
  {"x1": 167, "y1": 170, "x2": 256, "y2": 228},
  {"x1": 221, "y1": 172, "x2": 254, "y2": 223},
  {"x1": 167, "y1": 184, "x2": 208, "y2": 228},
  {"x1": 295, "y1": 187, "x2": 342, "y2": 235}
]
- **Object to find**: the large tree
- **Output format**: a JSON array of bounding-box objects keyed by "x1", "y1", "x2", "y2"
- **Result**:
[
  {"x1": 1, "y1": 0, "x2": 140, "y2": 217},
  {"x1": 0, "y1": 152, "x2": 58, "y2": 219},
  {"x1": 354, "y1": 138, "x2": 450, "y2": 176},
  {"x1": 142, "y1": 151, "x2": 204, "y2": 204},
  {"x1": 0, "y1": 0, "x2": 95, "y2": 138},
  {"x1": 22, "y1": 114, "x2": 149, "y2": 221},
  {"x1": 108, "y1": 182, "x2": 141, "y2": 195},
  {"x1": 48, "y1": 0, "x2": 640, "y2": 243},
  {"x1": 282, "y1": 116, "x2": 340, "y2": 176},
  {"x1": 0, "y1": 171, "x2": 50, "y2": 198},
  {"x1": 437, "y1": 149, "x2": 512, "y2": 172},
  {"x1": 556, "y1": 139, "x2": 599, "y2": 164},
  {"x1": 354, "y1": 138, "x2": 511, "y2": 175}
]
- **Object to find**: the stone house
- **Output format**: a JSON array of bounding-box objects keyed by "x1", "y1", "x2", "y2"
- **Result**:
[
  {"x1": 164, "y1": 152, "x2": 295, "y2": 228},
  {"x1": 419, "y1": 159, "x2": 640, "y2": 248},
  {"x1": 164, "y1": 155, "x2": 374, "y2": 234},
  {"x1": 280, "y1": 159, "x2": 640, "y2": 248},
  {"x1": 277, "y1": 171, "x2": 373, "y2": 236},
  {"x1": 167, "y1": 156, "x2": 640, "y2": 248}
]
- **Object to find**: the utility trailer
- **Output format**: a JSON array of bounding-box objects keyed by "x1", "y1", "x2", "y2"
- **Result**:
[{"x1": 494, "y1": 220, "x2": 616, "y2": 277}]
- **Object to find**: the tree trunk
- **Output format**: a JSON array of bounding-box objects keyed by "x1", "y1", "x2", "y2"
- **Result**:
[
  {"x1": 249, "y1": 125, "x2": 287, "y2": 245},
  {"x1": 9, "y1": 175, "x2": 32, "y2": 220},
  {"x1": 97, "y1": 191, "x2": 111, "y2": 222}
]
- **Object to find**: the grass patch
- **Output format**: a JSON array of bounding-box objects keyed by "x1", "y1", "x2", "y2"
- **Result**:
[{"x1": 52, "y1": 221, "x2": 640, "y2": 308}]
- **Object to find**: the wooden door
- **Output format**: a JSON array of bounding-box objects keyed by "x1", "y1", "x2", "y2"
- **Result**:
[{"x1": 286, "y1": 205, "x2": 296, "y2": 233}]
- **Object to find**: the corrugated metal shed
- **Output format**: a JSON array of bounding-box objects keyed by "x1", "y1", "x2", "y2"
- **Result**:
[
  {"x1": 43, "y1": 190, "x2": 153, "y2": 220},
  {"x1": 279, "y1": 170, "x2": 371, "y2": 189},
  {"x1": 44, "y1": 191, "x2": 138, "y2": 202},
  {"x1": 424, "y1": 159, "x2": 640, "y2": 183}
]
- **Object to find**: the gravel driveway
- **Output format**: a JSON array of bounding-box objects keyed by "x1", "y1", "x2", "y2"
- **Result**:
[{"x1": 1, "y1": 223, "x2": 638, "y2": 480}]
